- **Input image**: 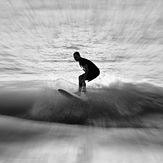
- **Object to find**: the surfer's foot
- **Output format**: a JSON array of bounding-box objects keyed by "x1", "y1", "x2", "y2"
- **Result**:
[
  {"x1": 75, "y1": 87, "x2": 86, "y2": 96},
  {"x1": 80, "y1": 92, "x2": 86, "y2": 97},
  {"x1": 81, "y1": 88, "x2": 87, "y2": 96},
  {"x1": 74, "y1": 91, "x2": 81, "y2": 96},
  {"x1": 81, "y1": 87, "x2": 86, "y2": 93}
]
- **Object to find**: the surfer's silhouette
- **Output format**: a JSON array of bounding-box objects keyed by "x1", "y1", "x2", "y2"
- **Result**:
[{"x1": 73, "y1": 51, "x2": 100, "y2": 95}]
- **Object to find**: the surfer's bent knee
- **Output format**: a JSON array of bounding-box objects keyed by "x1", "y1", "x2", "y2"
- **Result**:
[{"x1": 79, "y1": 74, "x2": 84, "y2": 81}]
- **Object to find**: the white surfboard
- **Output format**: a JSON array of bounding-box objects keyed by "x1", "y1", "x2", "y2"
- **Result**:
[{"x1": 58, "y1": 89, "x2": 88, "y2": 101}]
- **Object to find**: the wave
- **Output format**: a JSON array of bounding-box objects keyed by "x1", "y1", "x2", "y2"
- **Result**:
[
  {"x1": 27, "y1": 80, "x2": 163, "y2": 127},
  {"x1": 1, "y1": 79, "x2": 163, "y2": 128}
]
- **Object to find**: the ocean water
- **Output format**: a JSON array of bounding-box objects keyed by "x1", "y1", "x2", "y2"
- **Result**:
[
  {"x1": 0, "y1": 0, "x2": 163, "y2": 127},
  {"x1": 0, "y1": 0, "x2": 163, "y2": 88},
  {"x1": 1, "y1": 1, "x2": 163, "y2": 162}
]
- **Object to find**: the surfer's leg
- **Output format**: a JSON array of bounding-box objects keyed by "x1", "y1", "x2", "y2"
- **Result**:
[
  {"x1": 81, "y1": 80, "x2": 86, "y2": 93},
  {"x1": 79, "y1": 74, "x2": 86, "y2": 93},
  {"x1": 78, "y1": 75, "x2": 83, "y2": 92}
]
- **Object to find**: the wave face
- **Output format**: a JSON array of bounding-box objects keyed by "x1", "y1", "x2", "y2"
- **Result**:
[{"x1": 23, "y1": 80, "x2": 163, "y2": 128}]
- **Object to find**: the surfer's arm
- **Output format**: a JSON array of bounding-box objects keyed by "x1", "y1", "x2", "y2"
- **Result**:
[{"x1": 83, "y1": 64, "x2": 89, "y2": 80}]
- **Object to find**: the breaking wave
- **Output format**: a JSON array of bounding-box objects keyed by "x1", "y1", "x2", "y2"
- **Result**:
[{"x1": 1, "y1": 79, "x2": 163, "y2": 128}]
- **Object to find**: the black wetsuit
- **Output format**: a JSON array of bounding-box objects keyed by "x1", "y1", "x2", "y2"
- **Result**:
[{"x1": 79, "y1": 57, "x2": 100, "y2": 81}]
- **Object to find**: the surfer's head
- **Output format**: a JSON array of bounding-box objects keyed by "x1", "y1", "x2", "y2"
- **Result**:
[{"x1": 73, "y1": 51, "x2": 81, "y2": 61}]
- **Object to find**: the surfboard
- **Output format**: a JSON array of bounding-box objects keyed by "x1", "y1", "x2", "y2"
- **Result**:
[{"x1": 58, "y1": 89, "x2": 88, "y2": 101}]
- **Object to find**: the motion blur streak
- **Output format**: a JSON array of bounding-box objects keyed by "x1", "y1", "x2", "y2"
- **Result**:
[
  {"x1": 0, "y1": 0, "x2": 163, "y2": 162},
  {"x1": 0, "y1": 0, "x2": 163, "y2": 85}
]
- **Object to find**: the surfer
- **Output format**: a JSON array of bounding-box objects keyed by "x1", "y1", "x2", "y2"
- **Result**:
[{"x1": 73, "y1": 51, "x2": 100, "y2": 95}]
